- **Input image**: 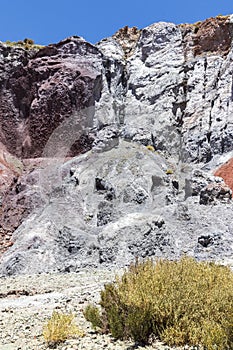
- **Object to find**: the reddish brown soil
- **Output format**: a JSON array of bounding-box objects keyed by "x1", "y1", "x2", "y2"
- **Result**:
[{"x1": 215, "y1": 158, "x2": 233, "y2": 192}]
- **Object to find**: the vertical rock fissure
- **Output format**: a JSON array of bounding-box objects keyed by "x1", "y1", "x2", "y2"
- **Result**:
[
  {"x1": 231, "y1": 71, "x2": 233, "y2": 101},
  {"x1": 202, "y1": 57, "x2": 208, "y2": 99}
]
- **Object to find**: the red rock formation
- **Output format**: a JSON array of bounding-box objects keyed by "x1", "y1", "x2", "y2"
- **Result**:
[
  {"x1": 0, "y1": 37, "x2": 102, "y2": 159},
  {"x1": 0, "y1": 149, "x2": 24, "y2": 255},
  {"x1": 181, "y1": 16, "x2": 233, "y2": 57},
  {"x1": 193, "y1": 16, "x2": 233, "y2": 56},
  {"x1": 0, "y1": 37, "x2": 104, "y2": 255},
  {"x1": 113, "y1": 26, "x2": 141, "y2": 57},
  {"x1": 214, "y1": 158, "x2": 233, "y2": 192}
]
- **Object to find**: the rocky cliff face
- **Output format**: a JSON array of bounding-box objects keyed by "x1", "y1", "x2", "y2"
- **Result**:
[
  {"x1": 0, "y1": 37, "x2": 102, "y2": 158},
  {"x1": 1, "y1": 15, "x2": 233, "y2": 274},
  {"x1": 97, "y1": 16, "x2": 233, "y2": 163}
]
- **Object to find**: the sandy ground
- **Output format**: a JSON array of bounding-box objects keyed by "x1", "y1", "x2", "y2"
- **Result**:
[{"x1": 0, "y1": 269, "x2": 184, "y2": 350}]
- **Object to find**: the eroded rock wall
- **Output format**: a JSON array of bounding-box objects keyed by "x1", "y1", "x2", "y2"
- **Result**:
[
  {"x1": 1, "y1": 16, "x2": 233, "y2": 162},
  {"x1": 0, "y1": 37, "x2": 102, "y2": 158},
  {"x1": 96, "y1": 16, "x2": 233, "y2": 162},
  {"x1": 1, "y1": 15, "x2": 233, "y2": 274}
]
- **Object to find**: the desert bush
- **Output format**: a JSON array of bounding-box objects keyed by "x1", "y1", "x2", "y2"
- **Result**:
[
  {"x1": 166, "y1": 168, "x2": 174, "y2": 174},
  {"x1": 84, "y1": 257, "x2": 233, "y2": 349},
  {"x1": 83, "y1": 304, "x2": 103, "y2": 330},
  {"x1": 43, "y1": 311, "x2": 84, "y2": 346},
  {"x1": 4, "y1": 39, "x2": 43, "y2": 50},
  {"x1": 146, "y1": 145, "x2": 155, "y2": 152},
  {"x1": 23, "y1": 38, "x2": 34, "y2": 45}
]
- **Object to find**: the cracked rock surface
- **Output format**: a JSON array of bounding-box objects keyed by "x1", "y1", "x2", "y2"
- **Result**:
[
  {"x1": 1, "y1": 141, "x2": 233, "y2": 275},
  {"x1": 1, "y1": 16, "x2": 233, "y2": 274}
]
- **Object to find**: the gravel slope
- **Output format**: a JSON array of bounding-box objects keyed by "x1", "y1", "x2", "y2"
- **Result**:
[{"x1": 0, "y1": 269, "x2": 194, "y2": 350}]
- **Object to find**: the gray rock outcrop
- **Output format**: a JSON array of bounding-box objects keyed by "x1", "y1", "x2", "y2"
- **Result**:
[
  {"x1": 1, "y1": 15, "x2": 233, "y2": 274},
  {"x1": 1, "y1": 140, "x2": 233, "y2": 275}
]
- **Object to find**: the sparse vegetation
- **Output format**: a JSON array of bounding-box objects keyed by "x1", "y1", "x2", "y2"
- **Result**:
[
  {"x1": 4, "y1": 38, "x2": 43, "y2": 50},
  {"x1": 83, "y1": 304, "x2": 103, "y2": 331},
  {"x1": 43, "y1": 311, "x2": 84, "y2": 346},
  {"x1": 23, "y1": 38, "x2": 34, "y2": 45},
  {"x1": 166, "y1": 168, "x2": 174, "y2": 174},
  {"x1": 146, "y1": 145, "x2": 155, "y2": 152},
  {"x1": 84, "y1": 257, "x2": 233, "y2": 349}
]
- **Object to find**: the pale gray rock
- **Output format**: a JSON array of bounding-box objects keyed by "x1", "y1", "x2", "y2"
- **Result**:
[
  {"x1": 0, "y1": 141, "x2": 172, "y2": 275},
  {"x1": 94, "y1": 18, "x2": 233, "y2": 163},
  {"x1": 2, "y1": 17, "x2": 233, "y2": 275},
  {"x1": 122, "y1": 22, "x2": 185, "y2": 159},
  {"x1": 199, "y1": 182, "x2": 232, "y2": 205},
  {"x1": 1, "y1": 140, "x2": 233, "y2": 275}
]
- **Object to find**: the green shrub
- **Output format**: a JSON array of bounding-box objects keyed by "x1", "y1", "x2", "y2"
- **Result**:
[
  {"x1": 85, "y1": 257, "x2": 233, "y2": 349},
  {"x1": 43, "y1": 311, "x2": 84, "y2": 346},
  {"x1": 83, "y1": 304, "x2": 103, "y2": 331}
]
